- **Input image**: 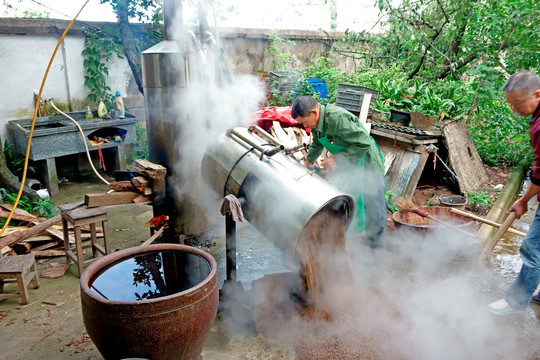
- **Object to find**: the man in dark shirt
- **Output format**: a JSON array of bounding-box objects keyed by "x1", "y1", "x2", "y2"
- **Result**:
[
  {"x1": 488, "y1": 70, "x2": 540, "y2": 315},
  {"x1": 291, "y1": 95, "x2": 386, "y2": 249}
]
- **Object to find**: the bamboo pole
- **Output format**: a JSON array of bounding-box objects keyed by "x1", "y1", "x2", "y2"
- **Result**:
[{"x1": 450, "y1": 208, "x2": 526, "y2": 237}]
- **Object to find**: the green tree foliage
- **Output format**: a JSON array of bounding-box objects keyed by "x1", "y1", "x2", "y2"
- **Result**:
[
  {"x1": 368, "y1": 0, "x2": 539, "y2": 80},
  {"x1": 297, "y1": 0, "x2": 539, "y2": 166}
]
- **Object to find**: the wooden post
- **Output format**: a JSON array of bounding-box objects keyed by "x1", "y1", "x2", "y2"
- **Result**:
[{"x1": 358, "y1": 93, "x2": 372, "y2": 134}]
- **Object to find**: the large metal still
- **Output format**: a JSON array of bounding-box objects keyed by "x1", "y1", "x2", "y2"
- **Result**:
[{"x1": 201, "y1": 126, "x2": 355, "y2": 262}]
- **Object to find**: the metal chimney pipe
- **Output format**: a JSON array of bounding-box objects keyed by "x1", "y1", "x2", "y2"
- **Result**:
[
  {"x1": 163, "y1": 0, "x2": 182, "y2": 40},
  {"x1": 142, "y1": 0, "x2": 209, "y2": 235}
]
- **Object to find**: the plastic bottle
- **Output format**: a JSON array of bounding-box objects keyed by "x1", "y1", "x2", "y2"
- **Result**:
[
  {"x1": 97, "y1": 99, "x2": 107, "y2": 119},
  {"x1": 85, "y1": 106, "x2": 93, "y2": 119},
  {"x1": 115, "y1": 91, "x2": 125, "y2": 118}
]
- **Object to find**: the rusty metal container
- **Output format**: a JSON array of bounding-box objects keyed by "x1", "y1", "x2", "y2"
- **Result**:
[
  {"x1": 392, "y1": 206, "x2": 473, "y2": 231},
  {"x1": 80, "y1": 244, "x2": 218, "y2": 360}
]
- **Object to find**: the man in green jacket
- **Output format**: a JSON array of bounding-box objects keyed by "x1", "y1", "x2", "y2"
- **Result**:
[{"x1": 291, "y1": 95, "x2": 386, "y2": 249}]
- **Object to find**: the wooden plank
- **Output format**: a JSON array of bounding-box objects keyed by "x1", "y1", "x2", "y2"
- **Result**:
[
  {"x1": 442, "y1": 121, "x2": 489, "y2": 193},
  {"x1": 85, "y1": 192, "x2": 139, "y2": 207},
  {"x1": 0, "y1": 226, "x2": 31, "y2": 236},
  {"x1": 1, "y1": 246, "x2": 11, "y2": 256},
  {"x1": 22, "y1": 235, "x2": 56, "y2": 243},
  {"x1": 132, "y1": 176, "x2": 150, "y2": 188},
  {"x1": 108, "y1": 181, "x2": 136, "y2": 192},
  {"x1": 0, "y1": 215, "x2": 62, "y2": 249},
  {"x1": 271, "y1": 121, "x2": 296, "y2": 148},
  {"x1": 358, "y1": 93, "x2": 372, "y2": 123},
  {"x1": 0, "y1": 204, "x2": 70, "y2": 243},
  {"x1": 133, "y1": 159, "x2": 167, "y2": 180},
  {"x1": 140, "y1": 226, "x2": 165, "y2": 246},
  {"x1": 31, "y1": 249, "x2": 66, "y2": 258},
  {"x1": 384, "y1": 151, "x2": 396, "y2": 175},
  {"x1": 0, "y1": 209, "x2": 47, "y2": 223},
  {"x1": 41, "y1": 262, "x2": 69, "y2": 279},
  {"x1": 133, "y1": 194, "x2": 152, "y2": 205},
  {"x1": 31, "y1": 241, "x2": 62, "y2": 252}
]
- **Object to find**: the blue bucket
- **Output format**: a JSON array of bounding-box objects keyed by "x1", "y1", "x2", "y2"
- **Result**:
[{"x1": 306, "y1": 78, "x2": 328, "y2": 98}]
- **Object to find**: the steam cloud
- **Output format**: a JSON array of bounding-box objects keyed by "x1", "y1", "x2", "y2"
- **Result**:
[{"x1": 157, "y1": 12, "x2": 536, "y2": 360}]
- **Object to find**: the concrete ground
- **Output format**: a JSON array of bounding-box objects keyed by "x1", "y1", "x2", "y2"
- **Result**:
[{"x1": 0, "y1": 174, "x2": 539, "y2": 359}]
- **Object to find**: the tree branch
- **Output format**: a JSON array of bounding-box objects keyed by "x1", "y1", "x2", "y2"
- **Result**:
[{"x1": 116, "y1": 0, "x2": 144, "y2": 94}]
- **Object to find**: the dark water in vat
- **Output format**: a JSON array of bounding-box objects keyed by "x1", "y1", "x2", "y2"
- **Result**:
[{"x1": 89, "y1": 250, "x2": 211, "y2": 301}]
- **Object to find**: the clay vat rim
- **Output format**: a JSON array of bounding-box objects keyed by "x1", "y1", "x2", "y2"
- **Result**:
[{"x1": 80, "y1": 243, "x2": 218, "y2": 305}]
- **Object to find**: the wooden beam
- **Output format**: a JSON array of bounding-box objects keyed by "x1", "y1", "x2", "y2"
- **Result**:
[
  {"x1": 85, "y1": 192, "x2": 139, "y2": 207},
  {"x1": 0, "y1": 204, "x2": 70, "y2": 242},
  {"x1": 140, "y1": 226, "x2": 165, "y2": 246},
  {"x1": 0, "y1": 214, "x2": 62, "y2": 248},
  {"x1": 132, "y1": 176, "x2": 150, "y2": 188},
  {"x1": 133, "y1": 159, "x2": 167, "y2": 180},
  {"x1": 358, "y1": 93, "x2": 372, "y2": 123}
]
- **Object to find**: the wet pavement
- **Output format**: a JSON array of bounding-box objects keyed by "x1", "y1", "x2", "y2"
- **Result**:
[{"x1": 0, "y1": 174, "x2": 539, "y2": 359}]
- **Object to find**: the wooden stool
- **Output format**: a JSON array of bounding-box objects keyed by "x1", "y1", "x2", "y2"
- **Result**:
[
  {"x1": 0, "y1": 254, "x2": 40, "y2": 304},
  {"x1": 59, "y1": 202, "x2": 111, "y2": 277}
]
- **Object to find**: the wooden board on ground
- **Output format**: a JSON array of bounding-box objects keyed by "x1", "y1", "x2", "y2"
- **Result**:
[
  {"x1": 0, "y1": 214, "x2": 62, "y2": 249},
  {"x1": 22, "y1": 235, "x2": 56, "y2": 243},
  {"x1": 0, "y1": 209, "x2": 46, "y2": 223},
  {"x1": 41, "y1": 262, "x2": 69, "y2": 278},
  {"x1": 442, "y1": 121, "x2": 489, "y2": 193},
  {"x1": 1, "y1": 226, "x2": 31, "y2": 236},
  {"x1": 31, "y1": 249, "x2": 66, "y2": 258},
  {"x1": 0, "y1": 204, "x2": 70, "y2": 243},
  {"x1": 85, "y1": 192, "x2": 139, "y2": 207}
]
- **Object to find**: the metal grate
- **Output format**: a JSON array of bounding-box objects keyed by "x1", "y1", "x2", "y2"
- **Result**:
[
  {"x1": 268, "y1": 71, "x2": 301, "y2": 93},
  {"x1": 336, "y1": 84, "x2": 379, "y2": 114}
]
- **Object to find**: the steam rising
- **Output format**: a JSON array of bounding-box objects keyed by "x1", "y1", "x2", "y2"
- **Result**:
[{"x1": 158, "y1": 14, "x2": 536, "y2": 360}]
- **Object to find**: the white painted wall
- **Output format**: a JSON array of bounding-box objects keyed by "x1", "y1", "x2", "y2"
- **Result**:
[{"x1": 0, "y1": 32, "x2": 133, "y2": 141}]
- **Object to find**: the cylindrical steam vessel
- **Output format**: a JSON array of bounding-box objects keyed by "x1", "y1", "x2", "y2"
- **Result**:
[{"x1": 201, "y1": 126, "x2": 355, "y2": 262}]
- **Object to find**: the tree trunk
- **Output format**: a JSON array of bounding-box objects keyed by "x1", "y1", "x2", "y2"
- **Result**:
[
  {"x1": 0, "y1": 138, "x2": 38, "y2": 202},
  {"x1": 116, "y1": 0, "x2": 144, "y2": 94}
]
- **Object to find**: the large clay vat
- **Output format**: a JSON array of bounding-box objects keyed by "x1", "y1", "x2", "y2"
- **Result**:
[{"x1": 80, "y1": 244, "x2": 219, "y2": 360}]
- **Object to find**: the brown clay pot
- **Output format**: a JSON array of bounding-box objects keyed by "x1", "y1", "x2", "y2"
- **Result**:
[{"x1": 80, "y1": 244, "x2": 219, "y2": 360}]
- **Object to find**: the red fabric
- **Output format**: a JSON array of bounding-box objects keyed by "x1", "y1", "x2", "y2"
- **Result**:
[{"x1": 251, "y1": 106, "x2": 310, "y2": 134}]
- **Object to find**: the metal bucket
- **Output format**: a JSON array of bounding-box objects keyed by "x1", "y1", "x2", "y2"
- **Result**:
[
  {"x1": 201, "y1": 127, "x2": 355, "y2": 262},
  {"x1": 439, "y1": 195, "x2": 468, "y2": 210}
]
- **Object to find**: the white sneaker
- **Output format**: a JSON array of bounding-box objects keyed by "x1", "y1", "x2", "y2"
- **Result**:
[{"x1": 487, "y1": 299, "x2": 525, "y2": 315}]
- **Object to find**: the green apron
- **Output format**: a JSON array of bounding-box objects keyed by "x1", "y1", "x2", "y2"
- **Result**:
[{"x1": 318, "y1": 136, "x2": 384, "y2": 232}]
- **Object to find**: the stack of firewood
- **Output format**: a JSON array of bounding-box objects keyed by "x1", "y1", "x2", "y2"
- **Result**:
[
  {"x1": 85, "y1": 159, "x2": 166, "y2": 207},
  {"x1": 267, "y1": 121, "x2": 330, "y2": 169},
  {"x1": 0, "y1": 204, "x2": 68, "y2": 262}
]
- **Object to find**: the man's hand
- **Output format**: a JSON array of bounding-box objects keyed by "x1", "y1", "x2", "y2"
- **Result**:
[
  {"x1": 303, "y1": 160, "x2": 313, "y2": 167},
  {"x1": 322, "y1": 157, "x2": 336, "y2": 170},
  {"x1": 509, "y1": 198, "x2": 528, "y2": 219}
]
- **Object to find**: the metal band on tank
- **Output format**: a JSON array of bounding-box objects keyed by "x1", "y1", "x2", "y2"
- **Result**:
[{"x1": 223, "y1": 148, "x2": 255, "y2": 197}]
